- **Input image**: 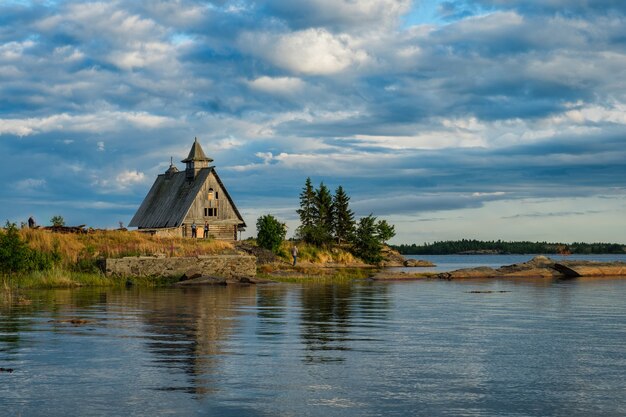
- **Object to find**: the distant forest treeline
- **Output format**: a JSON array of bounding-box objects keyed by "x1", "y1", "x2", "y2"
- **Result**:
[{"x1": 391, "y1": 239, "x2": 626, "y2": 255}]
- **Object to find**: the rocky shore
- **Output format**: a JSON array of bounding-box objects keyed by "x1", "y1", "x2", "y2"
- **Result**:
[{"x1": 436, "y1": 256, "x2": 626, "y2": 280}]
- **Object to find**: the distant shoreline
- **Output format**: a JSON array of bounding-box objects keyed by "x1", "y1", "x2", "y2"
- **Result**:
[{"x1": 391, "y1": 240, "x2": 626, "y2": 255}]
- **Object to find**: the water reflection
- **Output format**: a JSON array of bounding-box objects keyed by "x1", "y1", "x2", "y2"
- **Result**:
[
  {"x1": 133, "y1": 286, "x2": 257, "y2": 396},
  {"x1": 299, "y1": 283, "x2": 390, "y2": 364},
  {"x1": 1, "y1": 279, "x2": 625, "y2": 417}
]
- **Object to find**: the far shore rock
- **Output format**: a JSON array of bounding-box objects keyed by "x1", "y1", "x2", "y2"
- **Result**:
[
  {"x1": 403, "y1": 259, "x2": 435, "y2": 267},
  {"x1": 436, "y1": 256, "x2": 626, "y2": 280},
  {"x1": 379, "y1": 246, "x2": 435, "y2": 268}
]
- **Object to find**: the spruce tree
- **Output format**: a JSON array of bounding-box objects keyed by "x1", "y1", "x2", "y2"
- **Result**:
[
  {"x1": 296, "y1": 177, "x2": 316, "y2": 242},
  {"x1": 310, "y1": 182, "x2": 334, "y2": 246},
  {"x1": 352, "y1": 215, "x2": 383, "y2": 264},
  {"x1": 332, "y1": 185, "x2": 355, "y2": 244}
]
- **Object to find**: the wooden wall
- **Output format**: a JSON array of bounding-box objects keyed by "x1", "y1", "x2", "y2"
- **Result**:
[{"x1": 182, "y1": 171, "x2": 241, "y2": 240}]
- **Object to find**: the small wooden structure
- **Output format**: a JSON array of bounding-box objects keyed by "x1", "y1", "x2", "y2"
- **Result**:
[{"x1": 129, "y1": 138, "x2": 246, "y2": 240}]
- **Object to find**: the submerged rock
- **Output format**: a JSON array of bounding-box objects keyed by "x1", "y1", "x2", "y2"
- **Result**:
[{"x1": 175, "y1": 275, "x2": 271, "y2": 286}]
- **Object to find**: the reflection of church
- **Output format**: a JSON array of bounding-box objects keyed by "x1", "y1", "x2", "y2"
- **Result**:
[
  {"x1": 138, "y1": 286, "x2": 257, "y2": 396},
  {"x1": 129, "y1": 138, "x2": 246, "y2": 240}
]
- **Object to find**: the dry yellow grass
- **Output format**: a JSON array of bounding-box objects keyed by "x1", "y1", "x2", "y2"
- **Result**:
[
  {"x1": 278, "y1": 241, "x2": 363, "y2": 265},
  {"x1": 19, "y1": 228, "x2": 234, "y2": 266}
]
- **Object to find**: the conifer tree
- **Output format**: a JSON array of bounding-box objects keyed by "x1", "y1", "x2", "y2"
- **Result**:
[
  {"x1": 296, "y1": 177, "x2": 316, "y2": 242},
  {"x1": 332, "y1": 185, "x2": 355, "y2": 244},
  {"x1": 310, "y1": 182, "x2": 334, "y2": 245},
  {"x1": 352, "y1": 215, "x2": 383, "y2": 264}
]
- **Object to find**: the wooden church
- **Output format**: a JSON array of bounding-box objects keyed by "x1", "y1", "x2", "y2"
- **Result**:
[{"x1": 129, "y1": 138, "x2": 246, "y2": 240}]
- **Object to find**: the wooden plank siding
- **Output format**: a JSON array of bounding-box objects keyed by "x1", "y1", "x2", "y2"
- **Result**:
[
  {"x1": 130, "y1": 167, "x2": 245, "y2": 241},
  {"x1": 182, "y1": 171, "x2": 241, "y2": 230}
]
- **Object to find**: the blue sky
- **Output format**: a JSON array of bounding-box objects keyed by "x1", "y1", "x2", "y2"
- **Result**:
[{"x1": 1, "y1": 0, "x2": 625, "y2": 244}]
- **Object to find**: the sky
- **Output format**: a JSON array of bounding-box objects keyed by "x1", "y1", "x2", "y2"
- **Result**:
[{"x1": 1, "y1": 0, "x2": 625, "y2": 244}]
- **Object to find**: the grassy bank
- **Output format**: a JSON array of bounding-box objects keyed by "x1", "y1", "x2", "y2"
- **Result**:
[
  {"x1": 271, "y1": 241, "x2": 365, "y2": 265},
  {"x1": 0, "y1": 228, "x2": 237, "y2": 290},
  {"x1": 1, "y1": 268, "x2": 182, "y2": 290},
  {"x1": 20, "y1": 228, "x2": 235, "y2": 267}
]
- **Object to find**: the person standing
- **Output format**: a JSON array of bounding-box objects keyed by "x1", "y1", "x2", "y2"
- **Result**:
[
  {"x1": 204, "y1": 221, "x2": 209, "y2": 239},
  {"x1": 291, "y1": 245, "x2": 299, "y2": 266},
  {"x1": 191, "y1": 221, "x2": 197, "y2": 238},
  {"x1": 28, "y1": 216, "x2": 36, "y2": 228}
]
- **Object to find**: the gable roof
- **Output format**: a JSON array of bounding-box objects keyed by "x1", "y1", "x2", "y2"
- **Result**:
[{"x1": 128, "y1": 167, "x2": 246, "y2": 229}]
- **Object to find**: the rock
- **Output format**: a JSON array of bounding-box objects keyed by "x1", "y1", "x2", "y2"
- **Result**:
[
  {"x1": 495, "y1": 256, "x2": 562, "y2": 278},
  {"x1": 437, "y1": 256, "x2": 626, "y2": 280},
  {"x1": 379, "y1": 246, "x2": 408, "y2": 267},
  {"x1": 437, "y1": 267, "x2": 497, "y2": 280},
  {"x1": 180, "y1": 270, "x2": 203, "y2": 281},
  {"x1": 174, "y1": 275, "x2": 273, "y2": 286},
  {"x1": 555, "y1": 260, "x2": 626, "y2": 277},
  {"x1": 403, "y1": 259, "x2": 435, "y2": 267},
  {"x1": 175, "y1": 275, "x2": 227, "y2": 286}
]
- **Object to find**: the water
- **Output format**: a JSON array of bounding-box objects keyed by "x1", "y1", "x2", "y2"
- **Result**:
[
  {"x1": 2, "y1": 279, "x2": 626, "y2": 416},
  {"x1": 398, "y1": 253, "x2": 626, "y2": 272}
]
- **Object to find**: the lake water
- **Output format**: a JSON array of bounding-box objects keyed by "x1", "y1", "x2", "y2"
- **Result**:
[{"x1": 2, "y1": 277, "x2": 626, "y2": 416}]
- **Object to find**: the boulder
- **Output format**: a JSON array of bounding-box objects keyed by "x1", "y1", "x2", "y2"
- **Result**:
[
  {"x1": 555, "y1": 260, "x2": 626, "y2": 277},
  {"x1": 174, "y1": 275, "x2": 273, "y2": 286},
  {"x1": 437, "y1": 267, "x2": 497, "y2": 280},
  {"x1": 175, "y1": 275, "x2": 227, "y2": 286},
  {"x1": 403, "y1": 259, "x2": 435, "y2": 267},
  {"x1": 379, "y1": 246, "x2": 408, "y2": 267}
]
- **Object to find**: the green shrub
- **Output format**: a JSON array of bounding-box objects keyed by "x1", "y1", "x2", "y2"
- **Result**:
[
  {"x1": 0, "y1": 222, "x2": 58, "y2": 274},
  {"x1": 256, "y1": 215, "x2": 287, "y2": 253}
]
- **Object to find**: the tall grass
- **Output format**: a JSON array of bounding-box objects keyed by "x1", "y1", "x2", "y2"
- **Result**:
[
  {"x1": 19, "y1": 228, "x2": 234, "y2": 267},
  {"x1": 277, "y1": 241, "x2": 363, "y2": 265}
]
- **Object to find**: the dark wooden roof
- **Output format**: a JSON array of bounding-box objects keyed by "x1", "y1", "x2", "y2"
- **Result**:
[
  {"x1": 182, "y1": 137, "x2": 213, "y2": 163},
  {"x1": 128, "y1": 167, "x2": 246, "y2": 229}
]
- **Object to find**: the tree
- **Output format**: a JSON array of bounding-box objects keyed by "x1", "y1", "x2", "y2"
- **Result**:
[
  {"x1": 332, "y1": 185, "x2": 355, "y2": 244},
  {"x1": 351, "y1": 215, "x2": 383, "y2": 264},
  {"x1": 311, "y1": 182, "x2": 334, "y2": 246},
  {"x1": 296, "y1": 177, "x2": 316, "y2": 243},
  {"x1": 0, "y1": 222, "x2": 31, "y2": 274},
  {"x1": 50, "y1": 215, "x2": 65, "y2": 227},
  {"x1": 376, "y1": 219, "x2": 396, "y2": 244},
  {"x1": 256, "y1": 215, "x2": 286, "y2": 253}
]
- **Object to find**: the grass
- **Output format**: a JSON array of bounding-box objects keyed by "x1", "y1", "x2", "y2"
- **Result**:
[
  {"x1": 19, "y1": 228, "x2": 235, "y2": 267},
  {"x1": 1, "y1": 268, "x2": 182, "y2": 290},
  {"x1": 275, "y1": 241, "x2": 364, "y2": 265}
]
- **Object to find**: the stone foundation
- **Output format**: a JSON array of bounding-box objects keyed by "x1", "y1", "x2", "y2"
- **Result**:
[{"x1": 105, "y1": 255, "x2": 256, "y2": 278}]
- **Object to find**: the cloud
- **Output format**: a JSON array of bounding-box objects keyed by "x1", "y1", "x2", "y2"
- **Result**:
[
  {"x1": 13, "y1": 178, "x2": 46, "y2": 190},
  {"x1": 247, "y1": 76, "x2": 305, "y2": 94},
  {"x1": 240, "y1": 28, "x2": 369, "y2": 75},
  {"x1": 0, "y1": 0, "x2": 625, "y2": 241},
  {"x1": 0, "y1": 112, "x2": 178, "y2": 136},
  {"x1": 116, "y1": 170, "x2": 146, "y2": 187}
]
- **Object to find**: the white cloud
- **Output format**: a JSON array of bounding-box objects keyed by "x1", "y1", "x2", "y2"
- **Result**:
[
  {"x1": 0, "y1": 112, "x2": 178, "y2": 136},
  {"x1": 116, "y1": 170, "x2": 146, "y2": 187},
  {"x1": 14, "y1": 178, "x2": 47, "y2": 190},
  {"x1": 0, "y1": 40, "x2": 36, "y2": 60},
  {"x1": 248, "y1": 76, "x2": 305, "y2": 94},
  {"x1": 241, "y1": 28, "x2": 369, "y2": 75}
]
